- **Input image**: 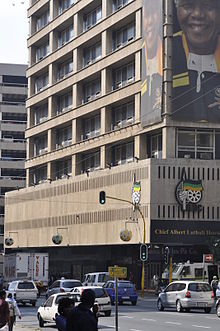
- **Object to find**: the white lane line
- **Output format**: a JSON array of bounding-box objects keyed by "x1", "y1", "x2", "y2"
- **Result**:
[
  {"x1": 120, "y1": 315, "x2": 134, "y2": 319},
  {"x1": 192, "y1": 325, "x2": 211, "y2": 329},
  {"x1": 165, "y1": 322, "x2": 182, "y2": 325},
  {"x1": 205, "y1": 317, "x2": 218, "y2": 320},
  {"x1": 130, "y1": 329, "x2": 143, "y2": 331},
  {"x1": 141, "y1": 318, "x2": 156, "y2": 322}
]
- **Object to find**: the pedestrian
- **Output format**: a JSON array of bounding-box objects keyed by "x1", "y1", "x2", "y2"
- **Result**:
[
  {"x1": 153, "y1": 274, "x2": 160, "y2": 296},
  {"x1": 56, "y1": 297, "x2": 75, "y2": 331},
  {"x1": 66, "y1": 289, "x2": 98, "y2": 331},
  {"x1": 0, "y1": 290, "x2": 10, "y2": 331},
  {"x1": 211, "y1": 275, "x2": 218, "y2": 298},
  {"x1": 6, "y1": 293, "x2": 21, "y2": 331}
]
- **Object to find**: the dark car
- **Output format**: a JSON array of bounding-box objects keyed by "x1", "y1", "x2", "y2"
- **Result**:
[
  {"x1": 103, "y1": 280, "x2": 138, "y2": 305},
  {"x1": 46, "y1": 279, "x2": 82, "y2": 298},
  {"x1": 216, "y1": 298, "x2": 220, "y2": 318}
]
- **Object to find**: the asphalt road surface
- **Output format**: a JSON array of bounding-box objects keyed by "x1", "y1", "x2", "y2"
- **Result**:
[{"x1": 14, "y1": 296, "x2": 220, "y2": 331}]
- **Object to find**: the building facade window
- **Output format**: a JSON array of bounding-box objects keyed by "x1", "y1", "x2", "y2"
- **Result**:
[
  {"x1": 58, "y1": 0, "x2": 74, "y2": 15},
  {"x1": 35, "y1": 73, "x2": 49, "y2": 93},
  {"x1": 112, "y1": 22, "x2": 136, "y2": 51},
  {"x1": 36, "y1": 42, "x2": 50, "y2": 62},
  {"x1": 58, "y1": 25, "x2": 74, "y2": 48},
  {"x1": 56, "y1": 126, "x2": 72, "y2": 149},
  {"x1": 34, "y1": 135, "x2": 48, "y2": 156},
  {"x1": 36, "y1": 11, "x2": 49, "y2": 31},
  {"x1": 112, "y1": 0, "x2": 133, "y2": 12},
  {"x1": 34, "y1": 104, "x2": 48, "y2": 125},
  {"x1": 150, "y1": 133, "x2": 162, "y2": 158},
  {"x1": 83, "y1": 42, "x2": 101, "y2": 67},
  {"x1": 111, "y1": 141, "x2": 134, "y2": 166},
  {"x1": 83, "y1": 6, "x2": 102, "y2": 31},
  {"x1": 112, "y1": 101, "x2": 134, "y2": 130},
  {"x1": 55, "y1": 158, "x2": 72, "y2": 179},
  {"x1": 57, "y1": 60, "x2": 73, "y2": 81},
  {"x1": 81, "y1": 150, "x2": 100, "y2": 173},
  {"x1": 57, "y1": 92, "x2": 72, "y2": 114},
  {"x1": 33, "y1": 166, "x2": 47, "y2": 184},
  {"x1": 83, "y1": 79, "x2": 101, "y2": 103},
  {"x1": 177, "y1": 129, "x2": 214, "y2": 160},
  {"x1": 82, "y1": 115, "x2": 101, "y2": 140},
  {"x1": 113, "y1": 62, "x2": 135, "y2": 90}
]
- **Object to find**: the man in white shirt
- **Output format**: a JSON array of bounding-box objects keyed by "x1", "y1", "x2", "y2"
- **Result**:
[{"x1": 6, "y1": 293, "x2": 21, "y2": 331}]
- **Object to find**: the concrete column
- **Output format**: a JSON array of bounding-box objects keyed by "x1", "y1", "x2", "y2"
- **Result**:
[
  {"x1": 72, "y1": 84, "x2": 78, "y2": 108},
  {"x1": 134, "y1": 135, "x2": 140, "y2": 160},
  {"x1": 135, "y1": 134, "x2": 147, "y2": 160},
  {"x1": 135, "y1": 9, "x2": 142, "y2": 39},
  {"x1": 135, "y1": 51, "x2": 141, "y2": 81},
  {"x1": 72, "y1": 118, "x2": 76, "y2": 144},
  {"x1": 48, "y1": 96, "x2": 53, "y2": 118},
  {"x1": 27, "y1": 138, "x2": 34, "y2": 159},
  {"x1": 102, "y1": 30, "x2": 107, "y2": 57},
  {"x1": 74, "y1": 12, "x2": 80, "y2": 37},
  {"x1": 73, "y1": 48, "x2": 78, "y2": 72},
  {"x1": 72, "y1": 154, "x2": 77, "y2": 176},
  {"x1": 49, "y1": 31, "x2": 54, "y2": 53},
  {"x1": 28, "y1": 77, "x2": 32, "y2": 97},
  {"x1": 100, "y1": 145, "x2": 105, "y2": 169},
  {"x1": 26, "y1": 168, "x2": 30, "y2": 188},
  {"x1": 48, "y1": 129, "x2": 52, "y2": 152},
  {"x1": 101, "y1": 107, "x2": 106, "y2": 134},
  {"x1": 50, "y1": 0, "x2": 55, "y2": 20},
  {"x1": 47, "y1": 162, "x2": 52, "y2": 180},
  {"x1": 101, "y1": 68, "x2": 107, "y2": 95},
  {"x1": 102, "y1": 0, "x2": 107, "y2": 19},
  {"x1": 26, "y1": 138, "x2": 30, "y2": 159},
  {"x1": 27, "y1": 107, "x2": 31, "y2": 129},
  {"x1": 162, "y1": 127, "x2": 176, "y2": 158},
  {"x1": 135, "y1": 93, "x2": 141, "y2": 123}
]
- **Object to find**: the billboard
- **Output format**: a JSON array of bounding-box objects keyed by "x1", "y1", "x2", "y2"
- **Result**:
[
  {"x1": 172, "y1": 0, "x2": 220, "y2": 122},
  {"x1": 141, "y1": 0, "x2": 163, "y2": 127}
]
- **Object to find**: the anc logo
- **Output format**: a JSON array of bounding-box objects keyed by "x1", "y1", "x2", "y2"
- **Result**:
[{"x1": 175, "y1": 169, "x2": 203, "y2": 211}]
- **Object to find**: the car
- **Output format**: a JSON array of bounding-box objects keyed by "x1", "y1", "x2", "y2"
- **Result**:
[
  {"x1": 157, "y1": 280, "x2": 214, "y2": 313},
  {"x1": 37, "y1": 292, "x2": 81, "y2": 327},
  {"x1": 216, "y1": 298, "x2": 220, "y2": 318},
  {"x1": 82, "y1": 272, "x2": 110, "y2": 286},
  {"x1": 7, "y1": 280, "x2": 38, "y2": 306},
  {"x1": 46, "y1": 279, "x2": 82, "y2": 298},
  {"x1": 71, "y1": 286, "x2": 112, "y2": 316},
  {"x1": 216, "y1": 281, "x2": 220, "y2": 298},
  {"x1": 103, "y1": 280, "x2": 138, "y2": 305}
]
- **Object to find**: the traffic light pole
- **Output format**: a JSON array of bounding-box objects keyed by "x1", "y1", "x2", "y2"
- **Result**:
[{"x1": 105, "y1": 195, "x2": 146, "y2": 298}]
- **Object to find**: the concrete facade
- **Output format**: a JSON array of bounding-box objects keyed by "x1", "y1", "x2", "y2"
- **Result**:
[{"x1": 4, "y1": 0, "x2": 220, "y2": 286}]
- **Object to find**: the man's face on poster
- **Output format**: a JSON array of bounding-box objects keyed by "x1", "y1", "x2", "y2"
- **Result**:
[
  {"x1": 144, "y1": 2, "x2": 160, "y2": 58},
  {"x1": 177, "y1": 0, "x2": 220, "y2": 55}
]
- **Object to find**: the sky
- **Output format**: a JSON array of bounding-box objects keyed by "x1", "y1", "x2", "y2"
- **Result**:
[{"x1": 0, "y1": 0, "x2": 29, "y2": 64}]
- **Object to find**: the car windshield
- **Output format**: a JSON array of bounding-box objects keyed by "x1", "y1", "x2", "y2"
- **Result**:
[
  {"x1": 118, "y1": 282, "x2": 134, "y2": 288},
  {"x1": 55, "y1": 294, "x2": 80, "y2": 304},
  {"x1": 188, "y1": 283, "x2": 212, "y2": 292},
  {"x1": 17, "y1": 282, "x2": 35, "y2": 289},
  {"x1": 63, "y1": 281, "x2": 81, "y2": 288},
  {"x1": 91, "y1": 288, "x2": 107, "y2": 298}
]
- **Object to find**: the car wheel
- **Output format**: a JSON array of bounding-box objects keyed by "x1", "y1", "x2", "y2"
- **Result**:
[
  {"x1": 118, "y1": 301, "x2": 123, "y2": 305},
  {"x1": 104, "y1": 310, "x2": 111, "y2": 317},
  {"x1": 131, "y1": 301, "x2": 137, "y2": 306},
  {"x1": 38, "y1": 315, "x2": 44, "y2": 327},
  {"x1": 157, "y1": 299, "x2": 164, "y2": 311},
  {"x1": 185, "y1": 308, "x2": 191, "y2": 313},
  {"x1": 204, "y1": 307, "x2": 211, "y2": 313},
  {"x1": 176, "y1": 300, "x2": 183, "y2": 313},
  {"x1": 217, "y1": 304, "x2": 220, "y2": 318}
]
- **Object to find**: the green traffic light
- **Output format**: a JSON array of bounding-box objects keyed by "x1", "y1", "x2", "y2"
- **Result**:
[{"x1": 99, "y1": 191, "x2": 106, "y2": 204}]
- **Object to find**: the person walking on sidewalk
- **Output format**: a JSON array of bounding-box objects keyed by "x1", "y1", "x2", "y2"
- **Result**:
[
  {"x1": 0, "y1": 290, "x2": 10, "y2": 331},
  {"x1": 6, "y1": 293, "x2": 21, "y2": 331}
]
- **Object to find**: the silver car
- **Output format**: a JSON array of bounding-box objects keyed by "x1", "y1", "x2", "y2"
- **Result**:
[
  {"x1": 157, "y1": 281, "x2": 214, "y2": 313},
  {"x1": 46, "y1": 279, "x2": 82, "y2": 298}
]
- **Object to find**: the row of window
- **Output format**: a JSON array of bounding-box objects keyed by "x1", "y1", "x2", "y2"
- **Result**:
[{"x1": 33, "y1": 0, "x2": 133, "y2": 34}]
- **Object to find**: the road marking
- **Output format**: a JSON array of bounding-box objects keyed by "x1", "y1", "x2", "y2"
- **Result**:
[
  {"x1": 192, "y1": 325, "x2": 211, "y2": 329},
  {"x1": 141, "y1": 318, "x2": 156, "y2": 322},
  {"x1": 130, "y1": 329, "x2": 143, "y2": 331},
  {"x1": 165, "y1": 322, "x2": 182, "y2": 325},
  {"x1": 120, "y1": 315, "x2": 134, "y2": 319}
]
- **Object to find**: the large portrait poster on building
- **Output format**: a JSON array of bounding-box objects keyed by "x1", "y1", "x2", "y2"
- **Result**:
[
  {"x1": 172, "y1": 0, "x2": 220, "y2": 122},
  {"x1": 141, "y1": 0, "x2": 163, "y2": 127}
]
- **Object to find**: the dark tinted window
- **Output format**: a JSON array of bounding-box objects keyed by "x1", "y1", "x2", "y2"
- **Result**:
[
  {"x1": 118, "y1": 282, "x2": 134, "y2": 288},
  {"x1": 45, "y1": 297, "x2": 53, "y2": 307},
  {"x1": 55, "y1": 294, "x2": 81, "y2": 304},
  {"x1": 3, "y1": 75, "x2": 27, "y2": 85},
  {"x1": 17, "y1": 281, "x2": 35, "y2": 289},
  {"x1": 62, "y1": 281, "x2": 82, "y2": 288},
  {"x1": 177, "y1": 283, "x2": 186, "y2": 291},
  {"x1": 92, "y1": 288, "x2": 107, "y2": 298},
  {"x1": 51, "y1": 281, "x2": 60, "y2": 289},
  {"x1": 188, "y1": 283, "x2": 212, "y2": 292}
]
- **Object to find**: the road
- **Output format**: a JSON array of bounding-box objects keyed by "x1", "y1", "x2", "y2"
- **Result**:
[{"x1": 14, "y1": 296, "x2": 220, "y2": 331}]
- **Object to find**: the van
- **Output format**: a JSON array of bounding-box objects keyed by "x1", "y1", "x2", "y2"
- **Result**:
[{"x1": 82, "y1": 272, "x2": 110, "y2": 286}]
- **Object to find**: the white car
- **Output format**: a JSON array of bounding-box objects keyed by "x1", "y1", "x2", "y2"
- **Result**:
[
  {"x1": 37, "y1": 292, "x2": 80, "y2": 327},
  {"x1": 71, "y1": 286, "x2": 112, "y2": 316},
  {"x1": 7, "y1": 280, "x2": 38, "y2": 306}
]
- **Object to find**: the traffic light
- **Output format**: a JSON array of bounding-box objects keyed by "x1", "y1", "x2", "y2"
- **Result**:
[
  {"x1": 140, "y1": 244, "x2": 148, "y2": 262},
  {"x1": 164, "y1": 246, "x2": 170, "y2": 265},
  {"x1": 99, "y1": 191, "x2": 106, "y2": 204}
]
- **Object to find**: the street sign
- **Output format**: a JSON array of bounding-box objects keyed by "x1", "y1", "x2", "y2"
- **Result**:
[
  {"x1": 108, "y1": 266, "x2": 127, "y2": 279},
  {"x1": 204, "y1": 254, "x2": 213, "y2": 263}
]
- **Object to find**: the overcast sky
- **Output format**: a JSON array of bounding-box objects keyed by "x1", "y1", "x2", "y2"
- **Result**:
[{"x1": 0, "y1": 0, "x2": 28, "y2": 64}]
